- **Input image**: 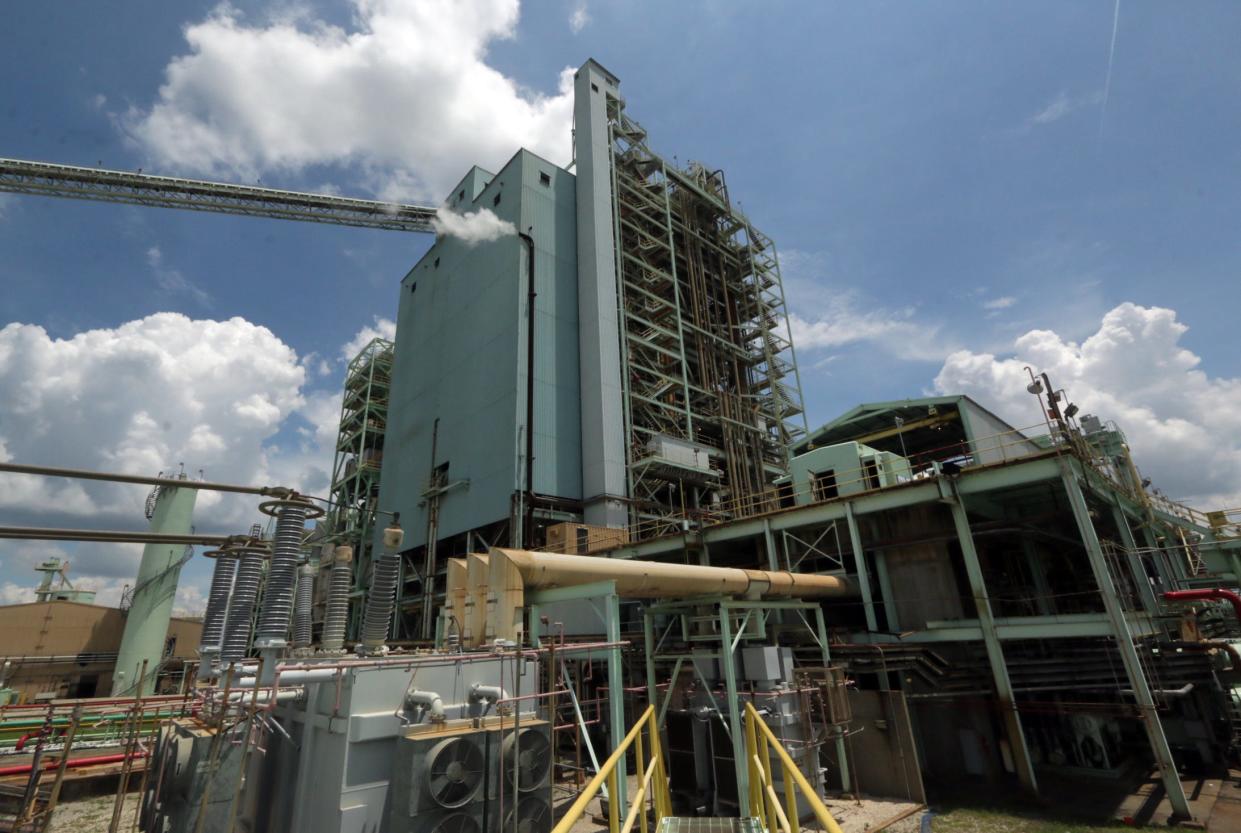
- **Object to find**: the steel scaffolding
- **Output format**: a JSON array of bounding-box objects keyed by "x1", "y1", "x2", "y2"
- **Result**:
[
  {"x1": 608, "y1": 100, "x2": 806, "y2": 537},
  {"x1": 325, "y1": 337, "x2": 394, "y2": 636}
]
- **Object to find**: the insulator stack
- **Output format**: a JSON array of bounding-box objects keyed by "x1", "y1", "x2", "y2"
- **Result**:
[
  {"x1": 200, "y1": 552, "x2": 237, "y2": 651},
  {"x1": 255, "y1": 496, "x2": 321, "y2": 647},
  {"x1": 321, "y1": 546, "x2": 353, "y2": 653},
  {"x1": 292, "y1": 562, "x2": 316, "y2": 648},
  {"x1": 360, "y1": 525, "x2": 404, "y2": 653},
  {"x1": 220, "y1": 544, "x2": 268, "y2": 664}
]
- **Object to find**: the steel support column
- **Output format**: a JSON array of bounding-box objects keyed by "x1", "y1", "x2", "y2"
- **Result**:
[
  {"x1": 1019, "y1": 539, "x2": 1055, "y2": 615},
  {"x1": 844, "y1": 503, "x2": 878, "y2": 634},
  {"x1": 1061, "y1": 468, "x2": 1192, "y2": 820},
  {"x1": 718, "y1": 606, "x2": 750, "y2": 817},
  {"x1": 1112, "y1": 506, "x2": 1160, "y2": 615},
  {"x1": 605, "y1": 591, "x2": 628, "y2": 817},
  {"x1": 946, "y1": 489, "x2": 1039, "y2": 794},
  {"x1": 813, "y1": 605, "x2": 851, "y2": 793}
]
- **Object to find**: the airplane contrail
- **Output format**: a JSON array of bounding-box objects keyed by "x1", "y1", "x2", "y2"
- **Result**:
[{"x1": 1099, "y1": 0, "x2": 1122, "y2": 141}]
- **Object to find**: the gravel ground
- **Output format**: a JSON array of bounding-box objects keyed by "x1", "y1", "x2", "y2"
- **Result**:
[{"x1": 45, "y1": 792, "x2": 138, "y2": 833}]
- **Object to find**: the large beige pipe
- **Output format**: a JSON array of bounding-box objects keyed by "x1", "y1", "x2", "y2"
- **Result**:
[{"x1": 490, "y1": 548, "x2": 854, "y2": 599}]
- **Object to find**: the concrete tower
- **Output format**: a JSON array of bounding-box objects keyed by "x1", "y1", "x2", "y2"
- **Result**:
[{"x1": 111, "y1": 480, "x2": 197, "y2": 696}]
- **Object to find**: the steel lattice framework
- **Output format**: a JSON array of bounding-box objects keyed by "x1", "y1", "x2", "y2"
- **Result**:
[
  {"x1": 0, "y1": 157, "x2": 437, "y2": 233},
  {"x1": 324, "y1": 337, "x2": 394, "y2": 637},
  {"x1": 608, "y1": 100, "x2": 807, "y2": 537}
]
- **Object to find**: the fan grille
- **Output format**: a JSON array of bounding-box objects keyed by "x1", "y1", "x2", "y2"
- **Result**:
[
  {"x1": 426, "y1": 736, "x2": 486, "y2": 808},
  {"x1": 427, "y1": 811, "x2": 482, "y2": 833},
  {"x1": 502, "y1": 797, "x2": 552, "y2": 833},
  {"x1": 502, "y1": 727, "x2": 552, "y2": 792}
]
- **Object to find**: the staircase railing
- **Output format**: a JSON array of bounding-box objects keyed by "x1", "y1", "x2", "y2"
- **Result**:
[
  {"x1": 551, "y1": 703, "x2": 671, "y2": 833},
  {"x1": 744, "y1": 701, "x2": 844, "y2": 833}
]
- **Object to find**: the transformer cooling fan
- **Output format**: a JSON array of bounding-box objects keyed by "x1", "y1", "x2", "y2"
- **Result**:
[
  {"x1": 502, "y1": 796, "x2": 552, "y2": 833},
  {"x1": 502, "y1": 727, "x2": 552, "y2": 791},
  {"x1": 426, "y1": 735, "x2": 487, "y2": 808},
  {"x1": 425, "y1": 811, "x2": 483, "y2": 833}
]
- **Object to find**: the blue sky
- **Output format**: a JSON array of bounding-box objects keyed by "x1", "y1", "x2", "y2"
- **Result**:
[{"x1": 1, "y1": 1, "x2": 1239, "y2": 607}]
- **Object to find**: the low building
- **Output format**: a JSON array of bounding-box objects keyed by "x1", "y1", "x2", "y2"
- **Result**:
[{"x1": 0, "y1": 600, "x2": 201, "y2": 701}]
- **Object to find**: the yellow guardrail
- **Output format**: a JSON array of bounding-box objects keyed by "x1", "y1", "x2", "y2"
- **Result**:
[
  {"x1": 744, "y1": 701, "x2": 844, "y2": 833},
  {"x1": 551, "y1": 704, "x2": 671, "y2": 833}
]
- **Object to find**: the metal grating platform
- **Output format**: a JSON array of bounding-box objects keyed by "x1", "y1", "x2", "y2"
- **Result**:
[{"x1": 657, "y1": 819, "x2": 765, "y2": 833}]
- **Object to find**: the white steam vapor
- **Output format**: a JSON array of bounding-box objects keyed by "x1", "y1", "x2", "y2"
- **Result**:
[
  {"x1": 1099, "y1": 0, "x2": 1122, "y2": 140},
  {"x1": 432, "y1": 207, "x2": 516, "y2": 246}
]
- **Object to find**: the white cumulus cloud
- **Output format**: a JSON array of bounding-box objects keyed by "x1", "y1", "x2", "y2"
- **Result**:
[
  {"x1": 0, "y1": 313, "x2": 404, "y2": 610},
  {"x1": 341, "y1": 316, "x2": 396, "y2": 360},
  {"x1": 934, "y1": 302, "x2": 1241, "y2": 507},
  {"x1": 781, "y1": 249, "x2": 952, "y2": 362},
  {"x1": 0, "y1": 313, "x2": 308, "y2": 549},
  {"x1": 122, "y1": 0, "x2": 575, "y2": 202},
  {"x1": 432, "y1": 206, "x2": 516, "y2": 246}
]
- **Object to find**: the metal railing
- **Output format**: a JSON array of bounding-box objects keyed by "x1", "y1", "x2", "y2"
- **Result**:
[
  {"x1": 551, "y1": 703, "x2": 670, "y2": 833},
  {"x1": 744, "y1": 701, "x2": 844, "y2": 833}
]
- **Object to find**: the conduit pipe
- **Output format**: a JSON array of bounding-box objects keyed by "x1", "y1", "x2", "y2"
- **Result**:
[
  {"x1": 470, "y1": 684, "x2": 509, "y2": 704},
  {"x1": 1164, "y1": 589, "x2": 1241, "y2": 623},
  {"x1": 230, "y1": 668, "x2": 340, "y2": 688},
  {"x1": 222, "y1": 687, "x2": 304, "y2": 704},
  {"x1": 0, "y1": 751, "x2": 145, "y2": 778},
  {"x1": 1121, "y1": 683, "x2": 1195, "y2": 698},
  {"x1": 490, "y1": 548, "x2": 855, "y2": 599},
  {"x1": 405, "y1": 690, "x2": 445, "y2": 721}
]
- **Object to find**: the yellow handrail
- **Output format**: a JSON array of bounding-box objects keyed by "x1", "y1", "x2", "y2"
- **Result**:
[
  {"x1": 551, "y1": 704, "x2": 671, "y2": 833},
  {"x1": 744, "y1": 701, "x2": 844, "y2": 833}
]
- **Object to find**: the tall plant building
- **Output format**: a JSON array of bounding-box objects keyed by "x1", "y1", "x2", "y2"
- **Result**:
[{"x1": 371, "y1": 61, "x2": 805, "y2": 632}]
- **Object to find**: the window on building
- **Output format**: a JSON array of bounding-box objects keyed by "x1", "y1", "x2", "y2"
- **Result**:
[
  {"x1": 813, "y1": 469, "x2": 838, "y2": 500},
  {"x1": 777, "y1": 481, "x2": 795, "y2": 508},
  {"x1": 863, "y1": 459, "x2": 881, "y2": 490},
  {"x1": 434, "y1": 257, "x2": 440, "y2": 269},
  {"x1": 576, "y1": 527, "x2": 590, "y2": 553},
  {"x1": 493, "y1": 192, "x2": 502, "y2": 207},
  {"x1": 591, "y1": 83, "x2": 599, "y2": 93},
  {"x1": 410, "y1": 282, "x2": 417, "y2": 294},
  {"x1": 539, "y1": 171, "x2": 551, "y2": 186},
  {"x1": 458, "y1": 189, "x2": 465, "y2": 201}
]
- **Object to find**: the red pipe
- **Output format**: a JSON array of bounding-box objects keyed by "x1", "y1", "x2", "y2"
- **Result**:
[
  {"x1": 0, "y1": 751, "x2": 144, "y2": 778},
  {"x1": 1164, "y1": 588, "x2": 1241, "y2": 623},
  {"x1": 13, "y1": 732, "x2": 35, "y2": 752}
]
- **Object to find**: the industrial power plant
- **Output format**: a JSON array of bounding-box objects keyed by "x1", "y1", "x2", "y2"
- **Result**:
[{"x1": 0, "y1": 58, "x2": 1240, "y2": 833}]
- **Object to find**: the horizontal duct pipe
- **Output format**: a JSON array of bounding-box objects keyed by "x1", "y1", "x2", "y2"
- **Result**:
[
  {"x1": 0, "y1": 461, "x2": 286, "y2": 496},
  {"x1": 491, "y1": 547, "x2": 854, "y2": 599}
]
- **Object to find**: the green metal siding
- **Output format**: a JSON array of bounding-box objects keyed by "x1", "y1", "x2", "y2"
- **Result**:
[{"x1": 376, "y1": 150, "x2": 579, "y2": 549}]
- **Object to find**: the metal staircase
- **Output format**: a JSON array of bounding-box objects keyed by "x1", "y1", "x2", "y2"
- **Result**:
[{"x1": 551, "y1": 704, "x2": 844, "y2": 833}]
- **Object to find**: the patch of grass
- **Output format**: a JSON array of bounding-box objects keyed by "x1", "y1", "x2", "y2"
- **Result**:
[{"x1": 930, "y1": 806, "x2": 1134, "y2": 833}]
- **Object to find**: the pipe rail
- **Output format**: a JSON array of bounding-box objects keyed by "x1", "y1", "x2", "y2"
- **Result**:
[
  {"x1": 0, "y1": 525, "x2": 234, "y2": 546},
  {"x1": 744, "y1": 701, "x2": 844, "y2": 833},
  {"x1": 550, "y1": 704, "x2": 671, "y2": 833},
  {"x1": 0, "y1": 461, "x2": 285, "y2": 496},
  {"x1": 1163, "y1": 588, "x2": 1241, "y2": 624}
]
